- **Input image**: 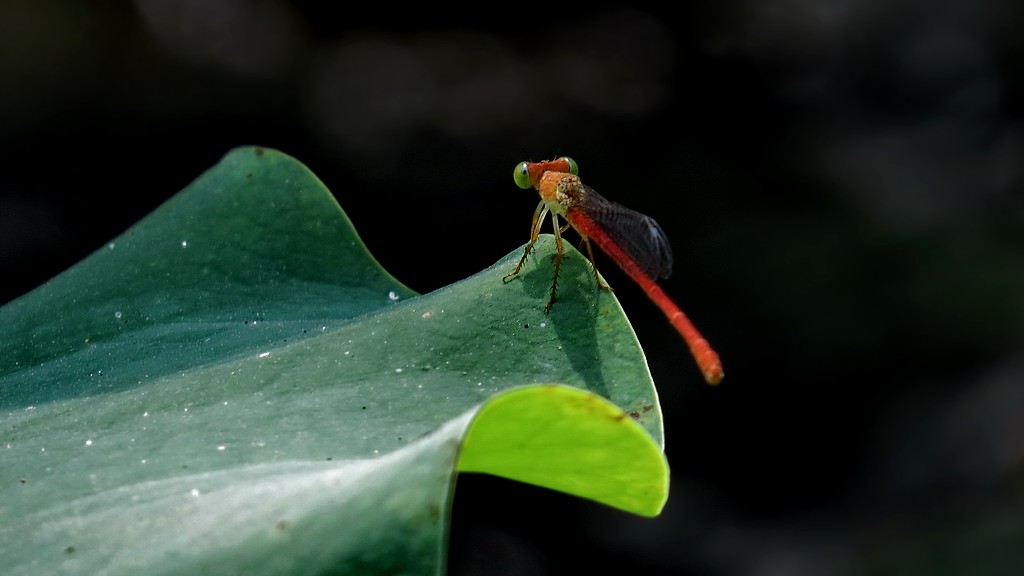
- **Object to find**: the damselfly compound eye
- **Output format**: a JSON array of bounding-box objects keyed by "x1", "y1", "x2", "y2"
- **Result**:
[{"x1": 513, "y1": 161, "x2": 532, "y2": 189}]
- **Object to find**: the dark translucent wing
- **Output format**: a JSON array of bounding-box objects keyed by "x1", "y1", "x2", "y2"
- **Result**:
[{"x1": 579, "y1": 184, "x2": 674, "y2": 279}]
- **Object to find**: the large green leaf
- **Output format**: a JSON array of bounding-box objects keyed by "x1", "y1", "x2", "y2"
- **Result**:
[{"x1": 0, "y1": 147, "x2": 667, "y2": 574}]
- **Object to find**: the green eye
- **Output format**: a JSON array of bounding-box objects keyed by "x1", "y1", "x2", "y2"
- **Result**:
[
  {"x1": 513, "y1": 161, "x2": 531, "y2": 189},
  {"x1": 560, "y1": 156, "x2": 578, "y2": 175}
]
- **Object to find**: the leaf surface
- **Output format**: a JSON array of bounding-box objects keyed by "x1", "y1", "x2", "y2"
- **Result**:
[{"x1": 0, "y1": 147, "x2": 666, "y2": 575}]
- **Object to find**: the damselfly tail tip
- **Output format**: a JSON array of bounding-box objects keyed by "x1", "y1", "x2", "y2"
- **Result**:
[
  {"x1": 697, "y1": 351, "x2": 724, "y2": 386},
  {"x1": 704, "y1": 366, "x2": 724, "y2": 386}
]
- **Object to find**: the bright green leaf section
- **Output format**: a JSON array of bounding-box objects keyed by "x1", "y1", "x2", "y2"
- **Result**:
[
  {"x1": 0, "y1": 147, "x2": 666, "y2": 575},
  {"x1": 459, "y1": 385, "x2": 668, "y2": 517}
]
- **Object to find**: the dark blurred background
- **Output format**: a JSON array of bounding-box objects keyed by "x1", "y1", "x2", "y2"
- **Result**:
[{"x1": 2, "y1": 1, "x2": 1022, "y2": 574}]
